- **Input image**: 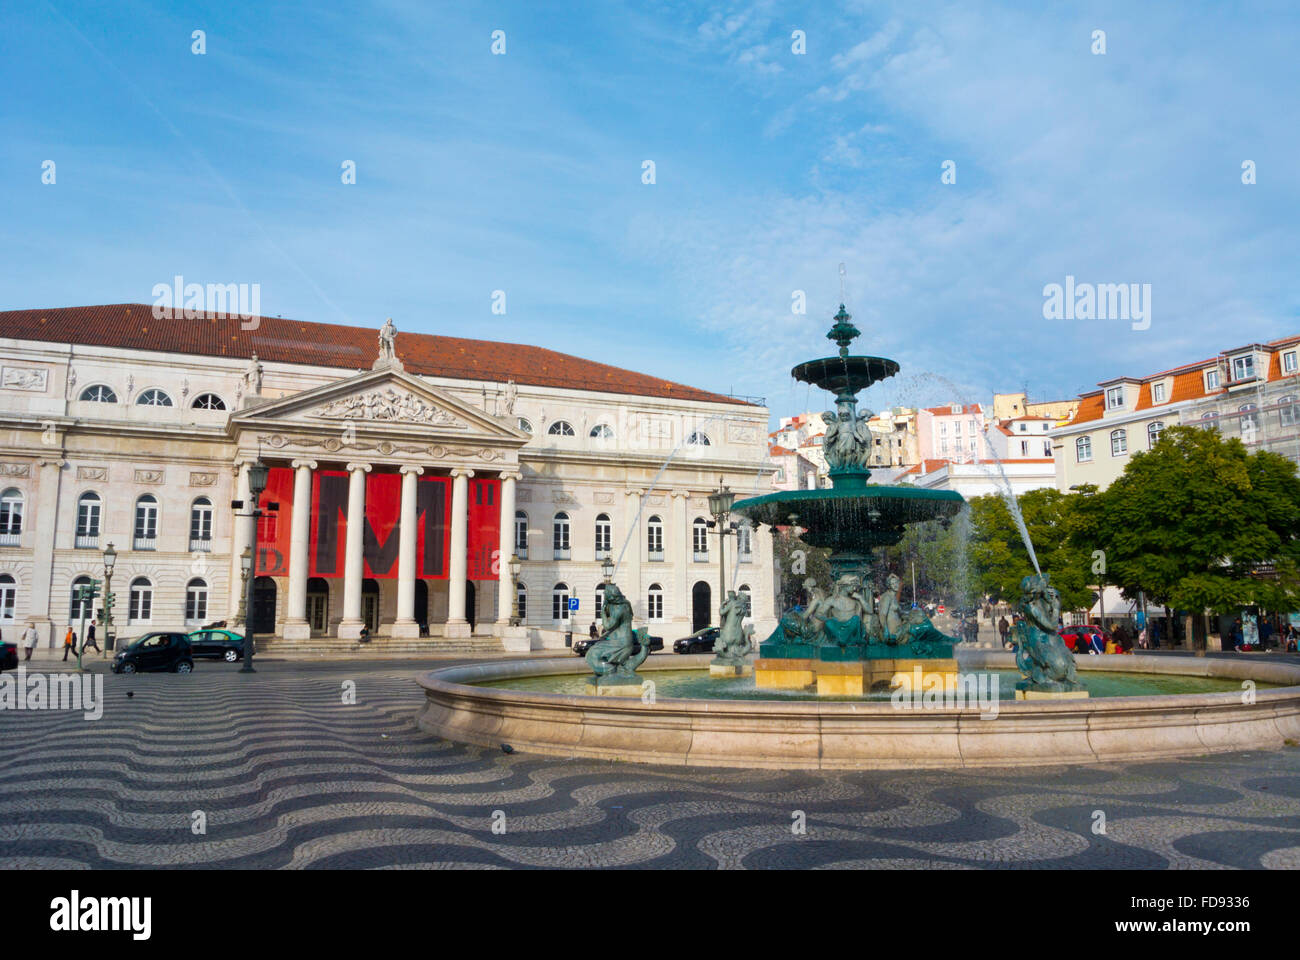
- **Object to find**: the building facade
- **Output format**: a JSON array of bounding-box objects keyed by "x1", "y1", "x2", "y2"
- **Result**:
[
  {"x1": 1052, "y1": 334, "x2": 1300, "y2": 491},
  {"x1": 0, "y1": 306, "x2": 776, "y2": 648}
]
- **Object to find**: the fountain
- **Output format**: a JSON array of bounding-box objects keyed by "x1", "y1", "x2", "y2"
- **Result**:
[{"x1": 731, "y1": 305, "x2": 966, "y2": 695}]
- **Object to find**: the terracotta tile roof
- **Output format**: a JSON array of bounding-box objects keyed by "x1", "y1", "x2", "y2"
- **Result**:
[
  {"x1": 923, "y1": 403, "x2": 982, "y2": 416},
  {"x1": 1066, "y1": 392, "x2": 1106, "y2": 426},
  {"x1": 0, "y1": 304, "x2": 754, "y2": 407}
]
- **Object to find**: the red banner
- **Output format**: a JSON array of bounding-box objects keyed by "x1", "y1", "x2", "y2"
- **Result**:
[{"x1": 468, "y1": 477, "x2": 502, "y2": 579}]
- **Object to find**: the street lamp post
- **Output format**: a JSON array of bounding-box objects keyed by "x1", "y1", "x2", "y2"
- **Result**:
[
  {"x1": 238, "y1": 461, "x2": 270, "y2": 674},
  {"x1": 101, "y1": 542, "x2": 116, "y2": 657},
  {"x1": 707, "y1": 478, "x2": 737, "y2": 622},
  {"x1": 508, "y1": 553, "x2": 522, "y2": 627},
  {"x1": 601, "y1": 555, "x2": 614, "y2": 584}
]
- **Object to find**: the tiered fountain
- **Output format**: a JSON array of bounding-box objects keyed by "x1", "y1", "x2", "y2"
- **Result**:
[{"x1": 731, "y1": 305, "x2": 966, "y2": 695}]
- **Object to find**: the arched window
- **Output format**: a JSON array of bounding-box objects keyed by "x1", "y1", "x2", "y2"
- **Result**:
[
  {"x1": 516, "y1": 583, "x2": 527, "y2": 621},
  {"x1": 190, "y1": 497, "x2": 213, "y2": 550},
  {"x1": 646, "y1": 515, "x2": 664, "y2": 560},
  {"x1": 737, "y1": 583, "x2": 752, "y2": 616},
  {"x1": 79, "y1": 384, "x2": 118, "y2": 403},
  {"x1": 1075, "y1": 436, "x2": 1092, "y2": 462},
  {"x1": 514, "y1": 510, "x2": 529, "y2": 559},
  {"x1": 552, "y1": 512, "x2": 571, "y2": 560},
  {"x1": 70, "y1": 575, "x2": 93, "y2": 621},
  {"x1": 594, "y1": 513, "x2": 612, "y2": 559},
  {"x1": 647, "y1": 583, "x2": 664, "y2": 620},
  {"x1": 1280, "y1": 395, "x2": 1299, "y2": 428},
  {"x1": 547, "y1": 420, "x2": 575, "y2": 436},
  {"x1": 192, "y1": 393, "x2": 226, "y2": 410},
  {"x1": 686, "y1": 431, "x2": 711, "y2": 446},
  {"x1": 0, "y1": 573, "x2": 14, "y2": 621},
  {"x1": 1109, "y1": 429, "x2": 1127, "y2": 457},
  {"x1": 76, "y1": 492, "x2": 101, "y2": 547},
  {"x1": 589, "y1": 423, "x2": 614, "y2": 440},
  {"x1": 595, "y1": 582, "x2": 606, "y2": 619},
  {"x1": 1200, "y1": 411, "x2": 1219, "y2": 430},
  {"x1": 737, "y1": 521, "x2": 753, "y2": 561},
  {"x1": 185, "y1": 578, "x2": 209, "y2": 623},
  {"x1": 517, "y1": 417, "x2": 533, "y2": 434},
  {"x1": 1147, "y1": 421, "x2": 1164, "y2": 448},
  {"x1": 1240, "y1": 403, "x2": 1259, "y2": 438},
  {"x1": 693, "y1": 517, "x2": 709, "y2": 560},
  {"x1": 136, "y1": 388, "x2": 172, "y2": 407},
  {"x1": 0, "y1": 487, "x2": 23, "y2": 543},
  {"x1": 551, "y1": 582, "x2": 571, "y2": 621},
  {"x1": 128, "y1": 577, "x2": 153, "y2": 623},
  {"x1": 134, "y1": 494, "x2": 159, "y2": 550}
]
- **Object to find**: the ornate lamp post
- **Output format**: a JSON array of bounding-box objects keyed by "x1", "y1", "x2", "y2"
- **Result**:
[
  {"x1": 508, "y1": 553, "x2": 522, "y2": 626},
  {"x1": 707, "y1": 478, "x2": 736, "y2": 620},
  {"x1": 101, "y1": 541, "x2": 116, "y2": 657},
  {"x1": 239, "y1": 461, "x2": 270, "y2": 674},
  {"x1": 234, "y1": 547, "x2": 252, "y2": 627},
  {"x1": 600, "y1": 555, "x2": 614, "y2": 584}
]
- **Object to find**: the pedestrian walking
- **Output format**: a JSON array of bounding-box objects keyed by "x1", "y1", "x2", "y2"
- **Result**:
[
  {"x1": 589, "y1": 621, "x2": 598, "y2": 640},
  {"x1": 62, "y1": 626, "x2": 76, "y2": 662},
  {"x1": 82, "y1": 621, "x2": 100, "y2": 654},
  {"x1": 997, "y1": 615, "x2": 1010, "y2": 646},
  {"x1": 21, "y1": 622, "x2": 39, "y2": 661}
]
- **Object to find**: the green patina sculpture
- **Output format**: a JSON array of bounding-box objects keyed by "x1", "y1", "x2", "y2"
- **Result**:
[
  {"x1": 711, "y1": 590, "x2": 752, "y2": 666},
  {"x1": 585, "y1": 583, "x2": 650, "y2": 682},
  {"x1": 1013, "y1": 573, "x2": 1084, "y2": 693}
]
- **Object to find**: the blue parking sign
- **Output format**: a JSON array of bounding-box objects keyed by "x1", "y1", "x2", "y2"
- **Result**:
[{"x1": 568, "y1": 598, "x2": 579, "y2": 611}]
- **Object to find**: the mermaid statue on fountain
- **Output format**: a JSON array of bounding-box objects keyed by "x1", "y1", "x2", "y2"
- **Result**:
[
  {"x1": 585, "y1": 583, "x2": 650, "y2": 684},
  {"x1": 1012, "y1": 573, "x2": 1085, "y2": 694}
]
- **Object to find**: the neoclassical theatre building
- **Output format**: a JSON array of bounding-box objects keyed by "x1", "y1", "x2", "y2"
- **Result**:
[{"x1": 0, "y1": 305, "x2": 775, "y2": 649}]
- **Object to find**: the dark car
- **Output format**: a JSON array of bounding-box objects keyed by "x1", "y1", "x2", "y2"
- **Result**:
[
  {"x1": 573, "y1": 630, "x2": 664, "y2": 657},
  {"x1": 112, "y1": 632, "x2": 194, "y2": 674},
  {"x1": 0, "y1": 638, "x2": 16, "y2": 671},
  {"x1": 673, "y1": 626, "x2": 720, "y2": 654},
  {"x1": 187, "y1": 628, "x2": 246, "y2": 662}
]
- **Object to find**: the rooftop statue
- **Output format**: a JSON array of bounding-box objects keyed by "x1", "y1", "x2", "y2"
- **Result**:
[{"x1": 1013, "y1": 573, "x2": 1084, "y2": 693}]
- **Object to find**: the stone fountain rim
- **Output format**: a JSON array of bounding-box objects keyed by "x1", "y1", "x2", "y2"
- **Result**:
[
  {"x1": 414, "y1": 653, "x2": 1300, "y2": 769},
  {"x1": 732, "y1": 485, "x2": 966, "y2": 513}
]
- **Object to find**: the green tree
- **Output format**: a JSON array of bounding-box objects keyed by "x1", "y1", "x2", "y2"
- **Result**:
[
  {"x1": 1080, "y1": 426, "x2": 1300, "y2": 649},
  {"x1": 770, "y1": 526, "x2": 831, "y2": 608},
  {"x1": 968, "y1": 488, "x2": 1094, "y2": 612},
  {"x1": 880, "y1": 517, "x2": 970, "y2": 607}
]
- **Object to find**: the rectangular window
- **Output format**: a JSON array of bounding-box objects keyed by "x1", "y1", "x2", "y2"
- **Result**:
[
  {"x1": 1152, "y1": 382, "x2": 1166, "y2": 403},
  {"x1": 1233, "y1": 355, "x2": 1255, "y2": 381},
  {"x1": 1043, "y1": 440, "x2": 1053, "y2": 457},
  {"x1": 1076, "y1": 436, "x2": 1092, "y2": 462},
  {"x1": 1105, "y1": 386, "x2": 1124, "y2": 410},
  {"x1": 940, "y1": 423, "x2": 948, "y2": 437},
  {"x1": 1020, "y1": 441, "x2": 1029, "y2": 456},
  {"x1": 1205, "y1": 369, "x2": 1220, "y2": 390},
  {"x1": 1285, "y1": 351, "x2": 1298, "y2": 374}
]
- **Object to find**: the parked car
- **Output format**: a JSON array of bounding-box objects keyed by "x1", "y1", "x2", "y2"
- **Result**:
[
  {"x1": 573, "y1": 630, "x2": 664, "y2": 657},
  {"x1": 0, "y1": 638, "x2": 16, "y2": 671},
  {"x1": 187, "y1": 628, "x2": 246, "y2": 662},
  {"x1": 673, "y1": 626, "x2": 720, "y2": 654},
  {"x1": 111, "y1": 632, "x2": 195, "y2": 674},
  {"x1": 1059, "y1": 625, "x2": 1110, "y2": 654}
]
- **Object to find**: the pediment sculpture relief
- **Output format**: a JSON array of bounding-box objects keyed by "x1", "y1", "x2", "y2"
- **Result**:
[{"x1": 316, "y1": 388, "x2": 459, "y2": 426}]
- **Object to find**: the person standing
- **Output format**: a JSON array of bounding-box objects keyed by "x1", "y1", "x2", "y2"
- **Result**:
[
  {"x1": 62, "y1": 626, "x2": 76, "y2": 661},
  {"x1": 82, "y1": 621, "x2": 100, "y2": 655},
  {"x1": 589, "y1": 621, "x2": 598, "y2": 641},
  {"x1": 21, "y1": 622, "x2": 39, "y2": 661},
  {"x1": 997, "y1": 615, "x2": 1010, "y2": 646}
]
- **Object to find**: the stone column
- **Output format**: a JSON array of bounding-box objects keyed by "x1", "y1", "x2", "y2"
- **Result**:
[
  {"x1": 444, "y1": 468, "x2": 473, "y2": 638},
  {"x1": 622, "y1": 488, "x2": 644, "y2": 618},
  {"x1": 337, "y1": 462, "x2": 371, "y2": 639},
  {"x1": 228, "y1": 461, "x2": 253, "y2": 620},
  {"x1": 281, "y1": 459, "x2": 317, "y2": 640},
  {"x1": 392, "y1": 465, "x2": 425, "y2": 638},
  {"x1": 670, "y1": 489, "x2": 690, "y2": 627},
  {"x1": 29, "y1": 458, "x2": 65, "y2": 646},
  {"x1": 496, "y1": 471, "x2": 521, "y2": 628}
]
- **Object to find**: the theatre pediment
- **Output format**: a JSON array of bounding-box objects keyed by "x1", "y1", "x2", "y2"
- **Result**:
[{"x1": 228, "y1": 367, "x2": 527, "y2": 446}]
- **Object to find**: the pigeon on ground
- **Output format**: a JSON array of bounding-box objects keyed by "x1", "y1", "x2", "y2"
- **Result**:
[{"x1": 501, "y1": 743, "x2": 514, "y2": 754}]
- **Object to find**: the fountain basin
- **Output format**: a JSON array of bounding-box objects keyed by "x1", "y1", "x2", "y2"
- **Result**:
[
  {"x1": 414, "y1": 653, "x2": 1300, "y2": 770},
  {"x1": 791, "y1": 355, "x2": 900, "y2": 396},
  {"x1": 733, "y1": 485, "x2": 965, "y2": 552}
]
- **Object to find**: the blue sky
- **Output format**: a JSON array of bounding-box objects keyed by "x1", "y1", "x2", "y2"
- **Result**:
[{"x1": 3, "y1": 1, "x2": 1298, "y2": 423}]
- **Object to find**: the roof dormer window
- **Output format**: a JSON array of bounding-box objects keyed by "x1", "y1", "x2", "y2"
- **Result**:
[
  {"x1": 1205, "y1": 369, "x2": 1220, "y2": 390},
  {"x1": 1231, "y1": 354, "x2": 1255, "y2": 382},
  {"x1": 1105, "y1": 386, "x2": 1124, "y2": 410},
  {"x1": 1152, "y1": 382, "x2": 1166, "y2": 404}
]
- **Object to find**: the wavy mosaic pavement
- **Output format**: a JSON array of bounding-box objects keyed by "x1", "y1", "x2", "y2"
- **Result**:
[{"x1": 1, "y1": 663, "x2": 1299, "y2": 869}]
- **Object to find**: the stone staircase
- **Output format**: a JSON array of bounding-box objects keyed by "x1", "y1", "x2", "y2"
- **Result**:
[{"x1": 254, "y1": 635, "x2": 506, "y2": 657}]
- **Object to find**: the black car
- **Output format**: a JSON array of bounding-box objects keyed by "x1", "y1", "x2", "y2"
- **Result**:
[
  {"x1": 673, "y1": 626, "x2": 720, "y2": 654},
  {"x1": 0, "y1": 639, "x2": 16, "y2": 671},
  {"x1": 573, "y1": 630, "x2": 664, "y2": 657},
  {"x1": 112, "y1": 632, "x2": 195, "y2": 674},
  {"x1": 187, "y1": 628, "x2": 246, "y2": 662}
]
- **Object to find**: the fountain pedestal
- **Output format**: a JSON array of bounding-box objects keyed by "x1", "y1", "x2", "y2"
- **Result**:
[
  {"x1": 585, "y1": 676, "x2": 646, "y2": 697},
  {"x1": 756, "y1": 654, "x2": 959, "y2": 695},
  {"x1": 710, "y1": 663, "x2": 752, "y2": 678}
]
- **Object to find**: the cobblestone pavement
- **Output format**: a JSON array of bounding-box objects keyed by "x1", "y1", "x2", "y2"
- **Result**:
[{"x1": 2, "y1": 660, "x2": 1299, "y2": 869}]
